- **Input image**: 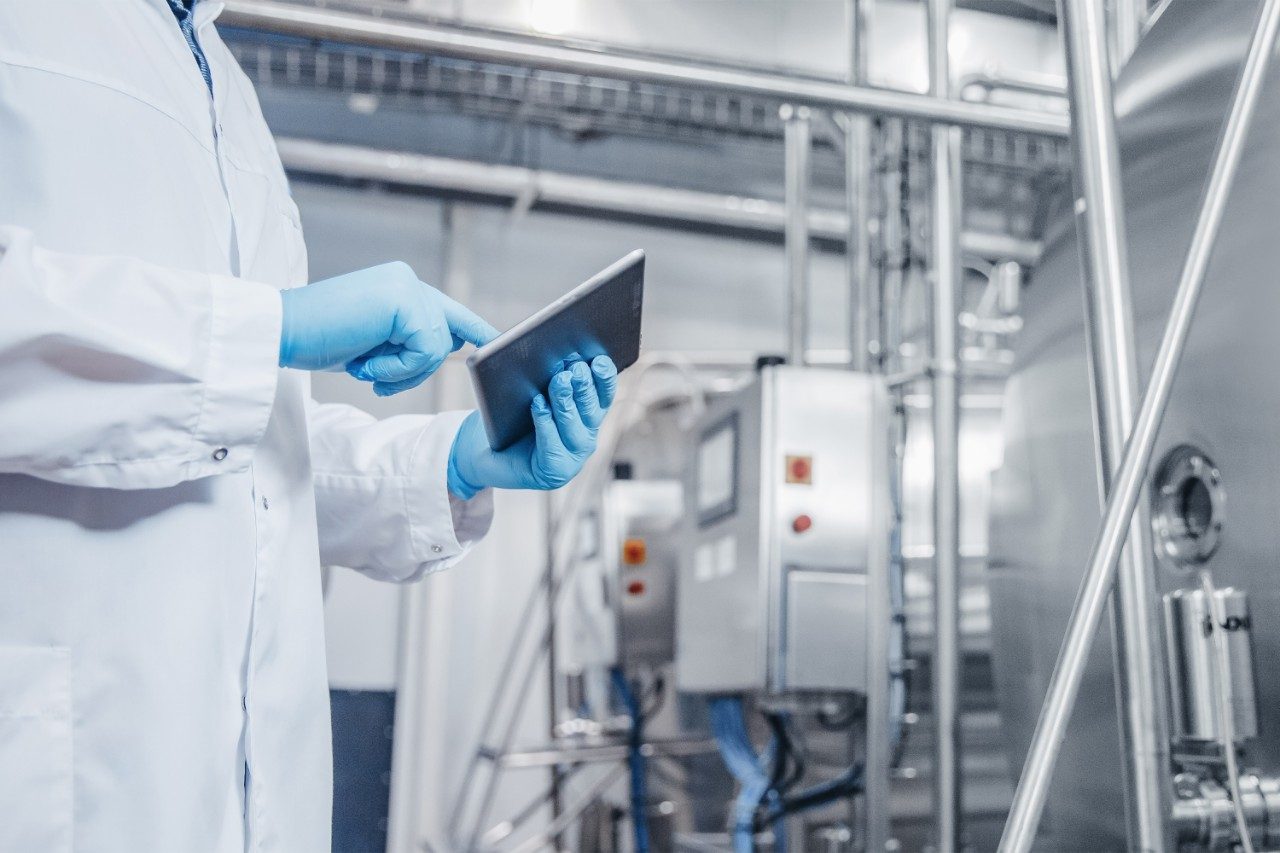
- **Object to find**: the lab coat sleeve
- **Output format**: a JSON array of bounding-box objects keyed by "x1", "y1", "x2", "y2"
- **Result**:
[
  {"x1": 307, "y1": 401, "x2": 495, "y2": 582},
  {"x1": 0, "y1": 226, "x2": 282, "y2": 488}
]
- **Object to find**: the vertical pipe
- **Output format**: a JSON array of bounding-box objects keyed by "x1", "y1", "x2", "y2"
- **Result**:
[
  {"x1": 849, "y1": 2, "x2": 893, "y2": 846},
  {"x1": 1109, "y1": 0, "x2": 1144, "y2": 75},
  {"x1": 927, "y1": 1, "x2": 962, "y2": 851},
  {"x1": 846, "y1": 0, "x2": 875, "y2": 371},
  {"x1": 879, "y1": 120, "x2": 905, "y2": 374},
  {"x1": 998, "y1": 2, "x2": 1280, "y2": 850},
  {"x1": 782, "y1": 104, "x2": 812, "y2": 367},
  {"x1": 1057, "y1": 1, "x2": 1172, "y2": 850},
  {"x1": 544, "y1": 496, "x2": 563, "y2": 848}
]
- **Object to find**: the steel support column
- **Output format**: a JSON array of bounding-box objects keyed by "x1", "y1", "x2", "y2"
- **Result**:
[
  {"x1": 928, "y1": 0, "x2": 963, "y2": 850},
  {"x1": 1057, "y1": 1, "x2": 1173, "y2": 849},
  {"x1": 845, "y1": 0, "x2": 876, "y2": 371},
  {"x1": 783, "y1": 105, "x2": 813, "y2": 367}
]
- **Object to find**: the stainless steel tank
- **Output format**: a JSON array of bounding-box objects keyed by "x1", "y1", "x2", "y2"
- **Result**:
[{"x1": 988, "y1": 1, "x2": 1280, "y2": 848}]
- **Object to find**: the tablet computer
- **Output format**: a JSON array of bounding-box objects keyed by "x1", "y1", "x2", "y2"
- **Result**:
[{"x1": 467, "y1": 250, "x2": 645, "y2": 451}]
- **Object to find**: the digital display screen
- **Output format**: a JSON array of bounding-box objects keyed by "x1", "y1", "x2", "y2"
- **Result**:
[{"x1": 697, "y1": 414, "x2": 738, "y2": 526}]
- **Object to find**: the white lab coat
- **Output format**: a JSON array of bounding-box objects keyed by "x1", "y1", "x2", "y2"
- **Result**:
[{"x1": 0, "y1": 2, "x2": 494, "y2": 851}]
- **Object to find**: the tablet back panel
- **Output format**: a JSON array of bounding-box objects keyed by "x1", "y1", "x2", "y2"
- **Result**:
[{"x1": 468, "y1": 251, "x2": 644, "y2": 450}]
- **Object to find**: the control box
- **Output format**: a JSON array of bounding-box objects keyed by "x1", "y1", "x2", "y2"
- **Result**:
[
  {"x1": 675, "y1": 366, "x2": 891, "y2": 694},
  {"x1": 563, "y1": 480, "x2": 682, "y2": 672}
]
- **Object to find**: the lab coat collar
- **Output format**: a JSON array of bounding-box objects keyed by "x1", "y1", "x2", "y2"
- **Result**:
[
  {"x1": 195, "y1": 1, "x2": 227, "y2": 28},
  {"x1": 144, "y1": 0, "x2": 225, "y2": 27}
]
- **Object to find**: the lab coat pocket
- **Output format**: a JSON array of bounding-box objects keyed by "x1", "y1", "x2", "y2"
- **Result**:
[{"x1": 0, "y1": 646, "x2": 72, "y2": 853}]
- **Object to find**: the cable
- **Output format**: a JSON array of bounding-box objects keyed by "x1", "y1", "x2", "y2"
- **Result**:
[
  {"x1": 762, "y1": 712, "x2": 806, "y2": 797},
  {"x1": 640, "y1": 672, "x2": 667, "y2": 720},
  {"x1": 753, "y1": 764, "x2": 865, "y2": 830},
  {"x1": 611, "y1": 668, "x2": 650, "y2": 853},
  {"x1": 1198, "y1": 569, "x2": 1255, "y2": 853},
  {"x1": 709, "y1": 697, "x2": 777, "y2": 853}
]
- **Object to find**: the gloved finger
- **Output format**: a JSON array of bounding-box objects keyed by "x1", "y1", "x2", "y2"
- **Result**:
[
  {"x1": 569, "y1": 361, "x2": 606, "y2": 430},
  {"x1": 531, "y1": 394, "x2": 571, "y2": 487},
  {"x1": 439, "y1": 293, "x2": 501, "y2": 349},
  {"x1": 371, "y1": 370, "x2": 433, "y2": 397},
  {"x1": 591, "y1": 356, "x2": 619, "y2": 410},
  {"x1": 549, "y1": 370, "x2": 594, "y2": 454},
  {"x1": 355, "y1": 344, "x2": 443, "y2": 384},
  {"x1": 345, "y1": 343, "x2": 395, "y2": 380}
]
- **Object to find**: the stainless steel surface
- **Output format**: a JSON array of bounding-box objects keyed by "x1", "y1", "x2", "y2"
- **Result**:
[
  {"x1": 601, "y1": 481, "x2": 683, "y2": 668},
  {"x1": 675, "y1": 367, "x2": 891, "y2": 694},
  {"x1": 1164, "y1": 588, "x2": 1257, "y2": 745},
  {"x1": 784, "y1": 571, "x2": 869, "y2": 690},
  {"x1": 783, "y1": 105, "x2": 812, "y2": 368},
  {"x1": 1057, "y1": 0, "x2": 1171, "y2": 846},
  {"x1": 221, "y1": 0, "x2": 1071, "y2": 138},
  {"x1": 990, "y1": 1, "x2": 1280, "y2": 849},
  {"x1": 928, "y1": 0, "x2": 962, "y2": 847}
]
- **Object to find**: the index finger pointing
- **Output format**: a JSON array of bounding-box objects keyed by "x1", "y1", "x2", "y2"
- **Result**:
[{"x1": 440, "y1": 294, "x2": 501, "y2": 348}]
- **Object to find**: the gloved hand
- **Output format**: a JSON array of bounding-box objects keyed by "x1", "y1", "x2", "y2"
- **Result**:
[
  {"x1": 447, "y1": 356, "x2": 618, "y2": 498},
  {"x1": 278, "y1": 262, "x2": 499, "y2": 396}
]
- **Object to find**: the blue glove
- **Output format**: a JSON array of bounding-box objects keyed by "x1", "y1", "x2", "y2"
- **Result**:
[
  {"x1": 447, "y1": 356, "x2": 618, "y2": 497},
  {"x1": 278, "y1": 262, "x2": 499, "y2": 396}
]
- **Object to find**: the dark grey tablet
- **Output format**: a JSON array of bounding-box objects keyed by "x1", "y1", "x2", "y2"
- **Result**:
[{"x1": 467, "y1": 250, "x2": 645, "y2": 451}]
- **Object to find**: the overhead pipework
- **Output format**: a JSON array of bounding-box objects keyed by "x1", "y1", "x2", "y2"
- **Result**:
[{"x1": 219, "y1": 0, "x2": 1071, "y2": 138}]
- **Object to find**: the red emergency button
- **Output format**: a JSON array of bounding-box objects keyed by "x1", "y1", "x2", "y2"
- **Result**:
[
  {"x1": 626, "y1": 580, "x2": 646, "y2": 596},
  {"x1": 792, "y1": 514, "x2": 813, "y2": 534},
  {"x1": 785, "y1": 454, "x2": 813, "y2": 485}
]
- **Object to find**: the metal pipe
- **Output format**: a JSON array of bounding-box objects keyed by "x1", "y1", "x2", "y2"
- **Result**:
[
  {"x1": 843, "y1": 115, "x2": 876, "y2": 371},
  {"x1": 845, "y1": 0, "x2": 875, "y2": 372},
  {"x1": 849, "y1": 2, "x2": 891, "y2": 848},
  {"x1": 1110, "y1": 0, "x2": 1145, "y2": 74},
  {"x1": 220, "y1": 0, "x2": 1069, "y2": 137},
  {"x1": 998, "y1": 2, "x2": 1280, "y2": 850},
  {"x1": 879, "y1": 120, "x2": 907, "y2": 372},
  {"x1": 928, "y1": 1, "x2": 962, "y2": 850},
  {"x1": 543, "y1": 498, "x2": 564, "y2": 848},
  {"x1": 275, "y1": 136, "x2": 1042, "y2": 264},
  {"x1": 1057, "y1": 0, "x2": 1172, "y2": 849},
  {"x1": 958, "y1": 69, "x2": 1068, "y2": 102},
  {"x1": 783, "y1": 105, "x2": 812, "y2": 366}
]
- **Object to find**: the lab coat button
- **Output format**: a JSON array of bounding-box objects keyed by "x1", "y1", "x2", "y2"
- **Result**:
[
  {"x1": 261, "y1": 496, "x2": 269, "y2": 511},
  {"x1": 431, "y1": 544, "x2": 443, "y2": 554},
  {"x1": 212, "y1": 447, "x2": 229, "y2": 462}
]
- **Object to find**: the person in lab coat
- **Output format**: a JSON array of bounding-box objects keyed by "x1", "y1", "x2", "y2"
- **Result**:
[{"x1": 0, "y1": 2, "x2": 618, "y2": 851}]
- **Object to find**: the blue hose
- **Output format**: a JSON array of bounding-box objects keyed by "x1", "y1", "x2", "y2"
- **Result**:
[
  {"x1": 610, "y1": 669, "x2": 650, "y2": 853},
  {"x1": 709, "y1": 697, "x2": 778, "y2": 853}
]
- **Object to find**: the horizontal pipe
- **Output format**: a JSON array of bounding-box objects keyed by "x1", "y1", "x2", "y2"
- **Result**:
[
  {"x1": 221, "y1": 0, "x2": 1069, "y2": 138},
  {"x1": 276, "y1": 137, "x2": 1042, "y2": 263}
]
